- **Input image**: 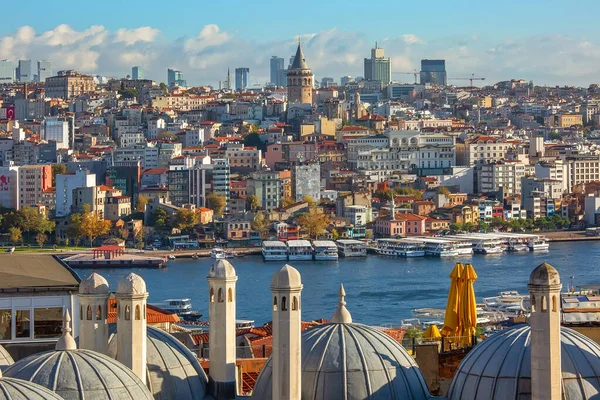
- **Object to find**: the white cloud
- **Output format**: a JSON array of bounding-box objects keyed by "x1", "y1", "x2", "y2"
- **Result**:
[{"x1": 0, "y1": 24, "x2": 598, "y2": 87}]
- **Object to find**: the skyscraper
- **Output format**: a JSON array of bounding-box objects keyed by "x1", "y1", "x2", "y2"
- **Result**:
[
  {"x1": 270, "y1": 56, "x2": 285, "y2": 86},
  {"x1": 0, "y1": 60, "x2": 14, "y2": 84},
  {"x1": 363, "y1": 43, "x2": 391, "y2": 84},
  {"x1": 235, "y1": 67, "x2": 250, "y2": 90},
  {"x1": 132, "y1": 66, "x2": 144, "y2": 80},
  {"x1": 420, "y1": 59, "x2": 447, "y2": 86},
  {"x1": 287, "y1": 41, "x2": 313, "y2": 104},
  {"x1": 16, "y1": 60, "x2": 32, "y2": 82},
  {"x1": 167, "y1": 68, "x2": 186, "y2": 87},
  {"x1": 37, "y1": 60, "x2": 52, "y2": 82}
]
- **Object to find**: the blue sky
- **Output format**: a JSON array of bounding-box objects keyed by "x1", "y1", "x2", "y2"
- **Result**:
[{"x1": 1, "y1": 0, "x2": 600, "y2": 86}]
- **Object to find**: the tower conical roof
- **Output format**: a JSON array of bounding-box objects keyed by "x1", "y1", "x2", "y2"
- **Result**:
[{"x1": 291, "y1": 42, "x2": 309, "y2": 70}]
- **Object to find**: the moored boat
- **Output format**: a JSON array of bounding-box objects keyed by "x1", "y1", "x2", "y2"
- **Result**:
[
  {"x1": 262, "y1": 241, "x2": 288, "y2": 261},
  {"x1": 210, "y1": 248, "x2": 226, "y2": 259},
  {"x1": 312, "y1": 240, "x2": 338, "y2": 261},
  {"x1": 286, "y1": 240, "x2": 313, "y2": 261},
  {"x1": 336, "y1": 239, "x2": 367, "y2": 257}
]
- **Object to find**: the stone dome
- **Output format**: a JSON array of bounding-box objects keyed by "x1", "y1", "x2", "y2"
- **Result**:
[
  {"x1": 117, "y1": 272, "x2": 147, "y2": 295},
  {"x1": 0, "y1": 375, "x2": 64, "y2": 400},
  {"x1": 252, "y1": 322, "x2": 431, "y2": 400},
  {"x1": 79, "y1": 272, "x2": 109, "y2": 294},
  {"x1": 529, "y1": 262, "x2": 560, "y2": 286},
  {"x1": 0, "y1": 345, "x2": 13, "y2": 368},
  {"x1": 108, "y1": 325, "x2": 208, "y2": 400},
  {"x1": 3, "y1": 349, "x2": 153, "y2": 400},
  {"x1": 448, "y1": 324, "x2": 600, "y2": 399},
  {"x1": 271, "y1": 264, "x2": 302, "y2": 289},
  {"x1": 207, "y1": 259, "x2": 236, "y2": 279}
]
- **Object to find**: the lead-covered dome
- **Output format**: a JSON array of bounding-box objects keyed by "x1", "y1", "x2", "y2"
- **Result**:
[
  {"x1": 271, "y1": 264, "x2": 302, "y2": 289},
  {"x1": 0, "y1": 375, "x2": 64, "y2": 400},
  {"x1": 448, "y1": 324, "x2": 600, "y2": 399},
  {"x1": 108, "y1": 325, "x2": 208, "y2": 400},
  {"x1": 0, "y1": 345, "x2": 13, "y2": 368},
  {"x1": 79, "y1": 272, "x2": 109, "y2": 294},
  {"x1": 3, "y1": 349, "x2": 154, "y2": 400},
  {"x1": 252, "y1": 322, "x2": 431, "y2": 400},
  {"x1": 117, "y1": 272, "x2": 147, "y2": 294},
  {"x1": 207, "y1": 259, "x2": 236, "y2": 279}
]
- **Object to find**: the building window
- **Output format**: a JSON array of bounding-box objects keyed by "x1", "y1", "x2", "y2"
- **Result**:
[
  {"x1": 34, "y1": 307, "x2": 63, "y2": 339},
  {"x1": 15, "y1": 310, "x2": 31, "y2": 338},
  {"x1": 281, "y1": 296, "x2": 287, "y2": 311},
  {"x1": 228, "y1": 288, "x2": 233, "y2": 303},
  {"x1": 218, "y1": 288, "x2": 224, "y2": 303},
  {"x1": 541, "y1": 296, "x2": 547, "y2": 313},
  {"x1": 96, "y1": 305, "x2": 102, "y2": 320},
  {"x1": 292, "y1": 297, "x2": 299, "y2": 311},
  {"x1": 0, "y1": 309, "x2": 11, "y2": 340},
  {"x1": 273, "y1": 296, "x2": 278, "y2": 311},
  {"x1": 125, "y1": 305, "x2": 131, "y2": 321},
  {"x1": 210, "y1": 288, "x2": 215, "y2": 303},
  {"x1": 87, "y1": 305, "x2": 92, "y2": 320},
  {"x1": 135, "y1": 305, "x2": 141, "y2": 320}
]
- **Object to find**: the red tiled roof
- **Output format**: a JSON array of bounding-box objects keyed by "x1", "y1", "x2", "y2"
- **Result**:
[{"x1": 107, "y1": 299, "x2": 179, "y2": 324}]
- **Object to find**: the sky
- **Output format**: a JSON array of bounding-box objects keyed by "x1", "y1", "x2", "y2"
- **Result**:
[{"x1": 2, "y1": 0, "x2": 600, "y2": 87}]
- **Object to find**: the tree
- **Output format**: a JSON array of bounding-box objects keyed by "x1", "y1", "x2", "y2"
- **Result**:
[
  {"x1": 206, "y1": 192, "x2": 226, "y2": 216},
  {"x1": 450, "y1": 223, "x2": 463, "y2": 232},
  {"x1": 149, "y1": 207, "x2": 169, "y2": 230},
  {"x1": 64, "y1": 237, "x2": 69, "y2": 247},
  {"x1": 437, "y1": 186, "x2": 451, "y2": 195},
  {"x1": 478, "y1": 221, "x2": 490, "y2": 232},
  {"x1": 76, "y1": 205, "x2": 112, "y2": 247},
  {"x1": 394, "y1": 187, "x2": 423, "y2": 199},
  {"x1": 247, "y1": 194, "x2": 260, "y2": 211},
  {"x1": 35, "y1": 233, "x2": 47, "y2": 249},
  {"x1": 118, "y1": 88, "x2": 138, "y2": 99},
  {"x1": 159, "y1": 82, "x2": 167, "y2": 94},
  {"x1": 251, "y1": 212, "x2": 269, "y2": 240},
  {"x1": 159, "y1": 131, "x2": 178, "y2": 141},
  {"x1": 490, "y1": 217, "x2": 505, "y2": 229},
  {"x1": 302, "y1": 195, "x2": 316, "y2": 207},
  {"x1": 16, "y1": 207, "x2": 55, "y2": 242},
  {"x1": 51, "y1": 164, "x2": 67, "y2": 186},
  {"x1": 118, "y1": 227, "x2": 130, "y2": 241},
  {"x1": 295, "y1": 208, "x2": 330, "y2": 239},
  {"x1": 243, "y1": 132, "x2": 266, "y2": 152},
  {"x1": 135, "y1": 229, "x2": 144, "y2": 250},
  {"x1": 463, "y1": 222, "x2": 476, "y2": 232},
  {"x1": 173, "y1": 209, "x2": 199, "y2": 231},
  {"x1": 135, "y1": 195, "x2": 149, "y2": 212},
  {"x1": 331, "y1": 228, "x2": 340, "y2": 241},
  {"x1": 9, "y1": 227, "x2": 22, "y2": 244},
  {"x1": 282, "y1": 196, "x2": 295, "y2": 207}
]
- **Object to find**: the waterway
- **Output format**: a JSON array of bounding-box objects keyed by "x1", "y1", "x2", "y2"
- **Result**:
[{"x1": 75, "y1": 241, "x2": 596, "y2": 327}]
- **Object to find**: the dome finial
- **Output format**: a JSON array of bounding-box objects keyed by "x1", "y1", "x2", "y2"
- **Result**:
[
  {"x1": 332, "y1": 284, "x2": 352, "y2": 323},
  {"x1": 56, "y1": 309, "x2": 77, "y2": 351}
]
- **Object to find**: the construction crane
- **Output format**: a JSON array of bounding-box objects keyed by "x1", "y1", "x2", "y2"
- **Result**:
[
  {"x1": 448, "y1": 73, "x2": 486, "y2": 87},
  {"x1": 392, "y1": 69, "x2": 419, "y2": 84}
]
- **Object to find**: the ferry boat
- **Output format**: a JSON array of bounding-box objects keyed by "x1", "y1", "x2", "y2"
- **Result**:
[
  {"x1": 507, "y1": 237, "x2": 529, "y2": 252},
  {"x1": 287, "y1": 240, "x2": 313, "y2": 261},
  {"x1": 210, "y1": 248, "x2": 226, "y2": 259},
  {"x1": 473, "y1": 239, "x2": 505, "y2": 254},
  {"x1": 262, "y1": 241, "x2": 288, "y2": 261},
  {"x1": 151, "y1": 299, "x2": 203, "y2": 321},
  {"x1": 336, "y1": 239, "x2": 367, "y2": 257},
  {"x1": 528, "y1": 237, "x2": 549, "y2": 251},
  {"x1": 410, "y1": 238, "x2": 459, "y2": 257},
  {"x1": 312, "y1": 240, "x2": 339, "y2": 261},
  {"x1": 376, "y1": 239, "x2": 425, "y2": 257},
  {"x1": 482, "y1": 290, "x2": 530, "y2": 317},
  {"x1": 449, "y1": 239, "x2": 474, "y2": 255}
]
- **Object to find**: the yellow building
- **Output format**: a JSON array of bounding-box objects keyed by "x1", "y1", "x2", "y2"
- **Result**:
[
  {"x1": 477, "y1": 96, "x2": 492, "y2": 108},
  {"x1": 558, "y1": 114, "x2": 583, "y2": 128},
  {"x1": 45, "y1": 70, "x2": 96, "y2": 99}
]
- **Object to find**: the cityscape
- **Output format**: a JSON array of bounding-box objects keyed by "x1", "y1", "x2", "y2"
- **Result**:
[{"x1": 2, "y1": 2, "x2": 600, "y2": 399}]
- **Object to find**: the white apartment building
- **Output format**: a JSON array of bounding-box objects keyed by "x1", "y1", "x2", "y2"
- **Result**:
[
  {"x1": 535, "y1": 160, "x2": 567, "y2": 192},
  {"x1": 564, "y1": 156, "x2": 600, "y2": 192},
  {"x1": 457, "y1": 136, "x2": 517, "y2": 166},
  {"x1": 119, "y1": 131, "x2": 145, "y2": 147},
  {"x1": 479, "y1": 160, "x2": 534, "y2": 195},
  {"x1": 147, "y1": 118, "x2": 166, "y2": 139},
  {"x1": 43, "y1": 117, "x2": 70, "y2": 149},
  {"x1": 55, "y1": 169, "x2": 96, "y2": 217}
]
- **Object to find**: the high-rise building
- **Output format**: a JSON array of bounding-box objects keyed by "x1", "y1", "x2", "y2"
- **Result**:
[
  {"x1": 270, "y1": 56, "x2": 285, "y2": 86},
  {"x1": 167, "y1": 68, "x2": 186, "y2": 87},
  {"x1": 420, "y1": 59, "x2": 447, "y2": 86},
  {"x1": 340, "y1": 76, "x2": 353, "y2": 86},
  {"x1": 43, "y1": 117, "x2": 70, "y2": 149},
  {"x1": 132, "y1": 66, "x2": 144, "y2": 80},
  {"x1": 235, "y1": 67, "x2": 250, "y2": 90},
  {"x1": 292, "y1": 163, "x2": 320, "y2": 201},
  {"x1": 16, "y1": 60, "x2": 32, "y2": 82},
  {"x1": 363, "y1": 44, "x2": 391, "y2": 84},
  {"x1": 287, "y1": 41, "x2": 313, "y2": 104},
  {"x1": 0, "y1": 60, "x2": 15, "y2": 84},
  {"x1": 321, "y1": 77, "x2": 335, "y2": 88},
  {"x1": 37, "y1": 60, "x2": 52, "y2": 82},
  {"x1": 55, "y1": 169, "x2": 96, "y2": 217}
]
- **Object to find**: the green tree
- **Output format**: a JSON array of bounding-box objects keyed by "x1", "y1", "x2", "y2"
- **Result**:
[
  {"x1": 463, "y1": 222, "x2": 476, "y2": 232},
  {"x1": 490, "y1": 217, "x2": 505, "y2": 229},
  {"x1": 51, "y1": 164, "x2": 67, "y2": 186},
  {"x1": 64, "y1": 237, "x2": 69, "y2": 247},
  {"x1": 173, "y1": 209, "x2": 199, "y2": 231},
  {"x1": 149, "y1": 207, "x2": 169, "y2": 230},
  {"x1": 247, "y1": 194, "x2": 260, "y2": 211},
  {"x1": 135, "y1": 195, "x2": 149, "y2": 212},
  {"x1": 159, "y1": 131, "x2": 178, "y2": 141},
  {"x1": 16, "y1": 207, "x2": 55, "y2": 242},
  {"x1": 118, "y1": 227, "x2": 130, "y2": 241},
  {"x1": 478, "y1": 221, "x2": 490, "y2": 232},
  {"x1": 450, "y1": 223, "x2": 462, "y2": 232},
  {"x1": 135, "y1": 229, "x2": 144, "y2": 249},
  {"x1": 159, "y1": 82, "x2": 167, "y2": 94},
  {"x1": 206, "y1": 192, "x2": 226, "y2": 216},
  {"x1": 295, "y1": 208, "x2": 330, "y2": 239},
  {"x1": 243, "y1": 132, "x2": 266, "y2": 152},
  {"x1": 67, "y1": 212, "x2": 84, "y2": 246},
  {"x1": 9, "y1": 227, "x2": 22, "y2": 244},
  {"x1": 35, "y1": 233, "x2": 47, "y2": 248},
  {"x1": 118, "y1": 88, "x2": 138, "y2": 99},
  {"x1": 251, "y1": 212, "x2": 269, "y2": 240},
  {"x1": 394, "y1": 187, "x2": 423, "y2": 199}
]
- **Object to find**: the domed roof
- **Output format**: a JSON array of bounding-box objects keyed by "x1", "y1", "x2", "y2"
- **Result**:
[
  {"x1": 117, "y1": 272, "x2": 147, "y2": 295},
  {"x1": 448, "y1": 324, "x2": 600, "y2": 399},
  {"x1": 108, "y1": 324, "x2": 208, "y2": 400},
  {"x1": 270, "y1": 264, "x2": 302, "y2": 289},
  {"x1": 207, "y1": 259, "x2": 236, "y2": 279},
  {"x1": 529, "y1": 262, "x2": 561, "y2": 286},
  {"x1": 79, "y1": 272, "x2": 109, "y2": 295},
  {"x1": 0, "y1": 345, "x2": 13, "y2": 367},
  {"x1": 252, "y1": 323, "x2": 431, "y2": 400},
  {"x1": 3, "y1": 349, "x2": 154, "y2": 400},
  {"x1": 0, "y1": 375, "x2": 64, "y2": 400}
]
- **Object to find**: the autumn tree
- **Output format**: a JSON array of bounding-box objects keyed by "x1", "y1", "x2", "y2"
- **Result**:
[
  {"x1": 247, "y1": 194, "x2": 260, "y2": 211},
  {"x1": 251, "y1": 212, "x2": 269, "y2": 239},
  {"x1": 135, "y1": 195, "x2": 149, "y2": 212},
  {"x1": 301, "y1": 195, "x2": 316, "y2": 207},
  {"x1": 206, "y1": 192, "x2": 226, "y2": 216},
  {"x1": 74, "y1": 205, "x2": 112, "y2": 246},
  {"x1": 118, "y1": 227, "x2": 130, "y2": 241},
  {"x1": 331, "y1": 228, "x2": 340, "y2": 241},
  {"x1": 9, "y1": 227, "x2": 22, "y2": 244},
  {"x1": 174, "y1": 209, "x2": 199, "y2": 231},
  {"x1": 295, "y1": 208, "x2": 330, "y2": 239},
  {"x1": 437, "y1": 186, "x2": 451, "y2": 195},
  {"x1": 282, "y1": 196, "x2": 295, "y2": 207},
  {"x1": 36, "y1": 233, "x2": 48, "y2": 248}
]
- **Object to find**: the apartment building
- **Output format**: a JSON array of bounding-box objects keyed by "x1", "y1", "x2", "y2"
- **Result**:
[
  {"x1": 456, "y1": 136, "x2": 517, "y2": 166},
  {"x1": 478, "y1": 160, "x2": 534, "y2": 195},
  {"x1": 45, "y1": 70, "x2": 96, "y2": 99},
  {"x1": 224, "y1": 143, "x2": 263, "y2": 172},
  {"x1": 248, "y1": 171, "x2": 281, "y2": 212},
  {"x1": 151, "y1": 94, "x2": 215, "y2": 111},
  {"x1": 18, "y1": 165, "x2": 52, "y2": 208},
  {"x1": 55, "y1": 169, "x2": 96, "y2": 217}
]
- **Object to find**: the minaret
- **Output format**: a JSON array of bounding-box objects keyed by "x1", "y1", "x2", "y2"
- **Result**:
[
  {"x1": 207, "y1": 260, "x2": 238, "y2": 399},
  {"x1": 271, "y1": 264, "x2": 303, "y2": 400},
  {"x1": 353, "y1": 91, "x2": 361, "y2": 121},
  {"x1": 287, "y1": 38, "x2": 313, "y2": 104},
  {"x1": 116, "y1": 273, "x2": 148, "y2": 384},
  {"x1": 528, "y1": 262, "x2": 562, "y2": 400},
  {"x1": 390, "y1": 197, "x2": 396, "y2": 221},
  {"x1": 332, "y1": 284, "x2": 352, "y2": 323},
  {"x1": 78, "y1": 273, "x2": 110, "y2": 354},
  {"x1": 56, "y1": 309, "x2": 77, "y2": 351},
  {"x1": 227, "y1": 68, "x2": 231, "y2": 90}
]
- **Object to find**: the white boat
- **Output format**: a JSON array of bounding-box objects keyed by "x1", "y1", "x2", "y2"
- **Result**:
[
  {"x1": 376, "y1": 239, "x2": 425, "y2": 257},
  {"x1": 210, "y1": 248, "x2": 226, "y2": 259},
  {"x1": 482, "y1": 290, "x2": 530, "y2": 317},
  {"x1": 262, "y1": 241, "x2": 288, "y2": 261},
  {"x1": 415, "y1": 238, "x2": 459, "y2": 257},
  {"x1": 336, "y1": 239, "x2": 367, "y2": 257},
  {"x1": 508, "y1": 238, "x2": 530, "y2": 252},
  {"x1": 286, "y1": 240, "x2": 313, "y2": 261},
  {"x1": 152, "y1": 298, "x2": 193, "y2": 314},
  {"x1": 528, "y1": 237, "x2": 549, "y2": 251},
  {"x1": 312, "y1": 240, "x2": 339, "y2": 261},
  {"x1": 168, "y1": 255, "x2": 176, "y2": 260}
]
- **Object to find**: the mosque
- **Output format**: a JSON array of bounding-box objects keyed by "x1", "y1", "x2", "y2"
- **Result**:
[{"x1": 0, "y1": 259, "x2": 599, "y2": 400}]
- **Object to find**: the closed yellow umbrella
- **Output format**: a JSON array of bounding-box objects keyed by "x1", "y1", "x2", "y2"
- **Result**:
[
  {"x1": 459, "y1": 263, "x2": 478, "y2": 347},
  {"x1": 423, "y1": 324, "x2": 442, "y2": 340},
  {"x1": 441, "y1": 263, "x2": 464, "y2": 342}
]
